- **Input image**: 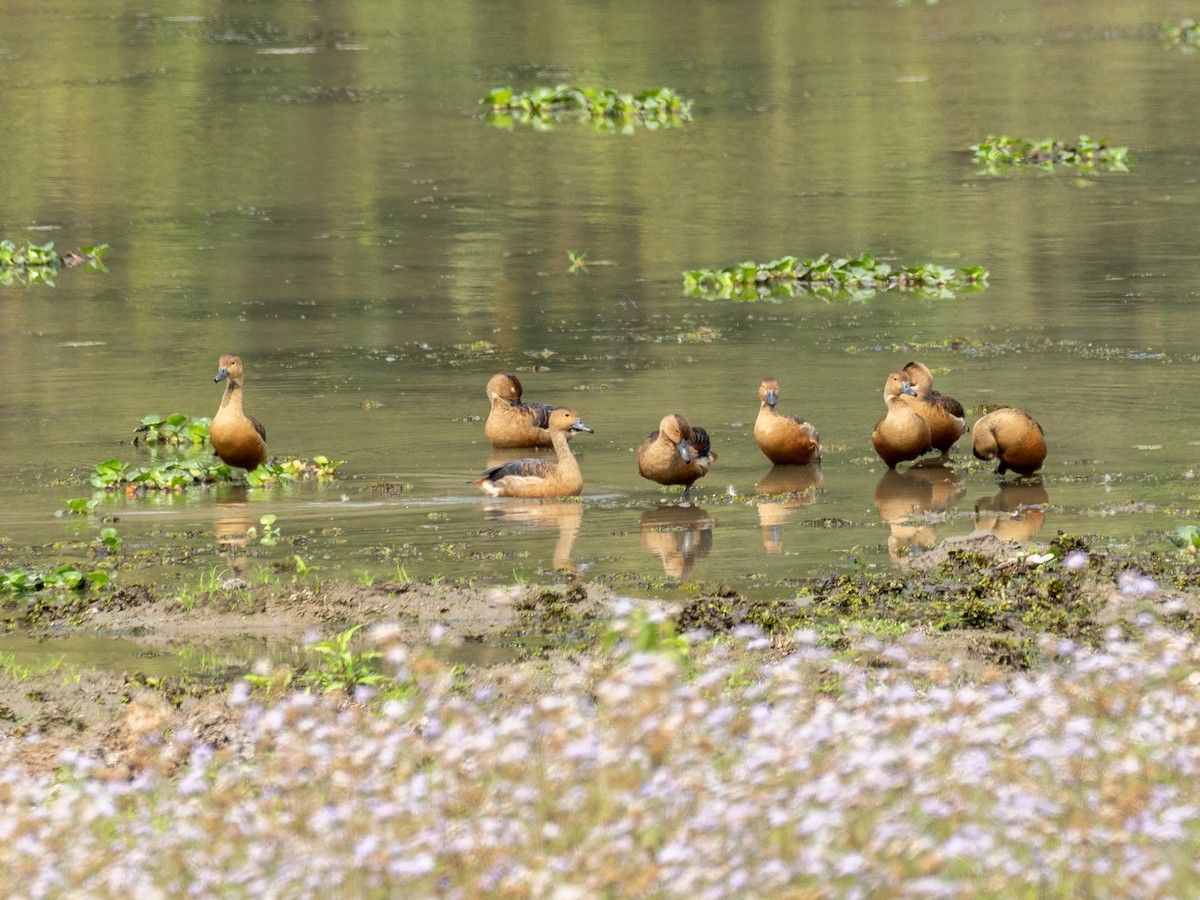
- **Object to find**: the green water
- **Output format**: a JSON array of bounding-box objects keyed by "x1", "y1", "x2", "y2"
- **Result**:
[{"x1": 2, "y1": 1, "x2": 1199, "y2": 621}]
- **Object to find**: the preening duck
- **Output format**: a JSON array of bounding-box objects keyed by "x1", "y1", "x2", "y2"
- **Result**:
[
  {"x1": 972, "y1": 407, "x2": 1046, "y2": 476},
  {"x1": 637, "y1": 413, "x2": 716, "y2": 496},
  {"x1": 484, "y1": 373, "x2": 567, "y2": 450}
]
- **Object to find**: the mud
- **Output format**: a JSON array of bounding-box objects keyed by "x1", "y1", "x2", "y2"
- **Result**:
[{"x1": 3, "y1": 530, "x2": 1200, "y2": 776}]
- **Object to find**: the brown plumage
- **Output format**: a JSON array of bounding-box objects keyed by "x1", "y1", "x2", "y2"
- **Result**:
[
  {"x1": 871, "y1": 372, "x2": 932, "y2": 469},
  {"x1": 637, "y1": 413, "x2": 716, "y2": 496},
  {"x1": 211, "y1": 355, "x2": 267, "y2": 471},
  {"x1": 484, "y1": 373, "x2": 568, "y2": 449},
  {"x1": 754, "y1": 377, "x2": 821, "y2": 466},
  {"x1": 473, "y1": 407, "x2": 593, "y2": 498},
  {"x1": 902, "y1": 361, "x2": 967, "y2": 457},
  {"x1": 972, "y1": 407, "x2": 1046, "y2": 476}
]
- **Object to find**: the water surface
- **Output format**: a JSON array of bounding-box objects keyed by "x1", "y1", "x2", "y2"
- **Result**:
[{"x1": 2, "y1": 1, "x2": 1199, "y2": 623}]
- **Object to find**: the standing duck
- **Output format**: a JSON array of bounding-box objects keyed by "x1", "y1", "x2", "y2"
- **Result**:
[
  {"x1": 754, "y1": 377, "x2": 821, "y2": 466},
  {"x1": 972, "y1": 407, "x2": 1046, "y2": 476},
  {"x1": 902, "y1": 361, "x2": 967, "y2": 459},
  {"x1": 211, "y1": 355, "x2": 267, "y2": 471},
  {"x1": 871, "y1": 372, "x2": 932, "y2": 469},
  {"x1": 474, "y1": 407, "x2": 593, "y2": 498},
  {"x1": 637, "y1": 413, "x2": 716, "y2": 497},
  {"x1": 484, "y1": 373, "x2": 567, "y2": 449}
]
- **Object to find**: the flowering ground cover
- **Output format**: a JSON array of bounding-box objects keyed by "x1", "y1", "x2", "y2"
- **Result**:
[{"x1": 2, "y1": 536, "x2": 1200, "y2": 894}]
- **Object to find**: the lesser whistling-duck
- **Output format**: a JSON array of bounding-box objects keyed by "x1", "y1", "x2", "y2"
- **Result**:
[
  {"x1": 484, "y1": 373, "x2": 569, "y2": 450},
  {"x1": 211, "y1": 355, "x2": 267, "y2": 471},
  {"x1": 902, "y1": 361, "x2": 967, "y2": 458},
  {"x1": 754, "y1": 377, "x2": 821, "y2": 466},
  {"x1": 473, "y1": 407, "x2": 593, "y2": 498},
  {"x1": 972, "y1": 407, "x2": 1046, "y2": 476},
  {"x1": 637, "y1": 413, "x2": 717, "y2": 497},
  {"x1": 871, "y1": 371, "x2": 932, "y2": 469}
]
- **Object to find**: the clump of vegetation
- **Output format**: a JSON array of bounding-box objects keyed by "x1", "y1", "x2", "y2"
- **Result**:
[
  {"x1": 1163, "y1": 19, "x2": 1200, "y2": 51},
  {"x1": 0, "y1": 240, "x2": 108, "y2": 286},
  {"x1": 91, "y1": 455, "x2": 343, "y2": 494},
  {"x1": 1168, "y1": 524, "x2": 1200, "y2": 555},
  {"x1": 481, "y1": 85, "x2": 694, "y2": 130},
  {"x1": 102, "y1": 411, "x2": 345, "y2": 493},
  {"x1": 683, "y1": 253, "x2": 988, "y2": 301},
  {"x1": 132, "y1": 413, "x2": 212, "y2": 447},
  {"x1": 971, "y1": 135, "x2": 1131, "y2": 174},
  {"x1": 0, "y1": 564, "x2": 108, "y2": 593}
]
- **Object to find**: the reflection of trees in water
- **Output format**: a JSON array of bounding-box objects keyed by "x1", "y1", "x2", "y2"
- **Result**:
[
  {"x1": 974, "y1": 480, "x2": 1049, "y2": 544},
  {"x1": 873, "y1": 465, "x2": 966, "y2": 564},
  {"x1": 640, "y1": 505, "x2": 715, "y2": 579},
  {"x1": 754, "y1": 464, "x2": 822, "y2": 555}
]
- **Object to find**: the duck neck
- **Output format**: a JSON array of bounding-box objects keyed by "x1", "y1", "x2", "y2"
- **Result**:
[
  {"x1": 220, "y1": 380, "x2": 245, "y2": 415},
  {"x1": 552, "y1": 429, "x2": 579, "y2": 471}
]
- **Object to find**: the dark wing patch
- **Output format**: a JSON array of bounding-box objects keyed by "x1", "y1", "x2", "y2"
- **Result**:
[
  {"x1": 519, "y1": 401, "x2": 557, "y2": 430},
  {"x1": 480, "y1": 457, "x2": 554, "y2": 482},
  {"x1": 249, "y1": 416, "x2": 268, "y2": 442},
  {"x1": 689, "y1": 426, "x2": 714, "y2": 459},
  {"x1": 933, "y1": 392, "x2": 965, "y2": 419}
]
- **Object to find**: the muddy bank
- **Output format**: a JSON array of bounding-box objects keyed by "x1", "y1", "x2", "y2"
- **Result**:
[{"x1": 3, "y1": 530, "x2": 1200, "y2": 774}]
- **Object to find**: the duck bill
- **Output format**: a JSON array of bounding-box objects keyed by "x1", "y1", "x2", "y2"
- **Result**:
[
  {"x1": 571, "y1": 419, "x2": 594, "y2": 434},
  {"x1": 900, "y1": 382, "x2": 917, "y2": 397},
  {"x1": 214, "y1": 366, "x2": 229, "y2": 383},
  {"x1": 766, "y1": 389, "x2": 778, "y2": 406},
  {"x1": 676, "y1": 440, "x2": 693, "y2": 463}
]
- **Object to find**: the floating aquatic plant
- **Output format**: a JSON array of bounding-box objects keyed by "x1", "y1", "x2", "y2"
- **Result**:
[
  {"x1": 1163, "y1": 19, "x2": 1200, "y2": 51},
  {"x1": 1168, "y1": 524, "x2": 1200, "y2": 554},
  {"x1": 0, "y1": 240, "x2": 108, "y2": 286},
  {"x1": 481, "y1": 85, "x2": 694, "y2": 130},
  {"x1": 91, "y1": 454, "x2": 343, "y2": 494},
  {"x1": 0, "y1": 564, "x2": 107, "y2": 593},
  {"x1": 972, "y1": 135, "x2": 1131, "y2": 174},
  {"x1": 683, "y1": 253, "x2": 988, "y2": 302},
  {"x1": 133, "y1": 413, "x2": 212, "y2": 447}
]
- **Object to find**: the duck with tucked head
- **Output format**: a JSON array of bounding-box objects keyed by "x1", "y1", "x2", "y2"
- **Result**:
[
  {"x1": 484, "y1": 373, "x2": 567, "y2": 450},
  {"x1": 754, "y1": 377, "x2": 821, "y2": 466},
  {"x1": 474, "y1": 407, "x2": 593, "y2": 498},
  {"x1": 972, "y1": 407, "x2": 1046, "y2": 476},
  {"x1": 638, "y1": 413, "x2": 716, "y2": 497},
  {"x1": 211, "y1": 355, "x2": 267, "y2": 472},
  {"x1": 902, "y1": 361, "x2": 967, "y2": 459},
  {"x1": 871, "y1": 371, "x2": 932, "y2": 469}
]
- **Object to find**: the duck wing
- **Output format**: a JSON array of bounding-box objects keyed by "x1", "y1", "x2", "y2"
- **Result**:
[
  {"x1": 689, "y1": 426, "x2": 716, "y2": 460},
  {"x1": 479, "y1": 457, "x2": 555, "y2": 482},
  {"x1": 249, "y1": 415, "x2": 268, "y2": 443},
  {"x1": 517, "y1": 400, "x2": 557, "y2": 430}
]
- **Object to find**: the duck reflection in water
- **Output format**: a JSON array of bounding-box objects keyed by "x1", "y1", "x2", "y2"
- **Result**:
[
  {"x1": 479, "y1": 501, "x2": 583, "y2": 572},
  {"x1": 755, "y1": 464, "x2": 823, "y2": 555},
  {"x1": 214, "y1": 487, "x2": 256, "y2": 577},
  {"x1": 640, "y1": 505, "x2": 715, "y2": 579},
  {"x1": 974, "y1": 480, "x2": 1049, "y2": 544},
  {"x1": 873, "y1": 465, "x2": 966, "y2": 564}
]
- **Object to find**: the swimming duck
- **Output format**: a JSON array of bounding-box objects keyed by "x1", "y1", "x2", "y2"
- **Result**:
[
  {"x1": 902, "y1": 361, "x2": 967, "y2": 458},
  {"x1": 473, "y1": 407, "x2": 593, "y2": 498},
  {"x1": 871, "y1": 372, "x2": 932, "y2": 469},
  {"x1": 972, "y1": 407, "x2": 1046, "y2": 476},
  {"x1": 211, "y1": 355, "x2": 267, "y2": 471},
  {"x1": 484, "y1": 373, "x2": 567, "y2": 449},
  {"x1": 637, "y1": 413, "x2": 716, "y2": 496},
  {"x1": 754, "y1": 377, "x2": 821, "y2": 466}
]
